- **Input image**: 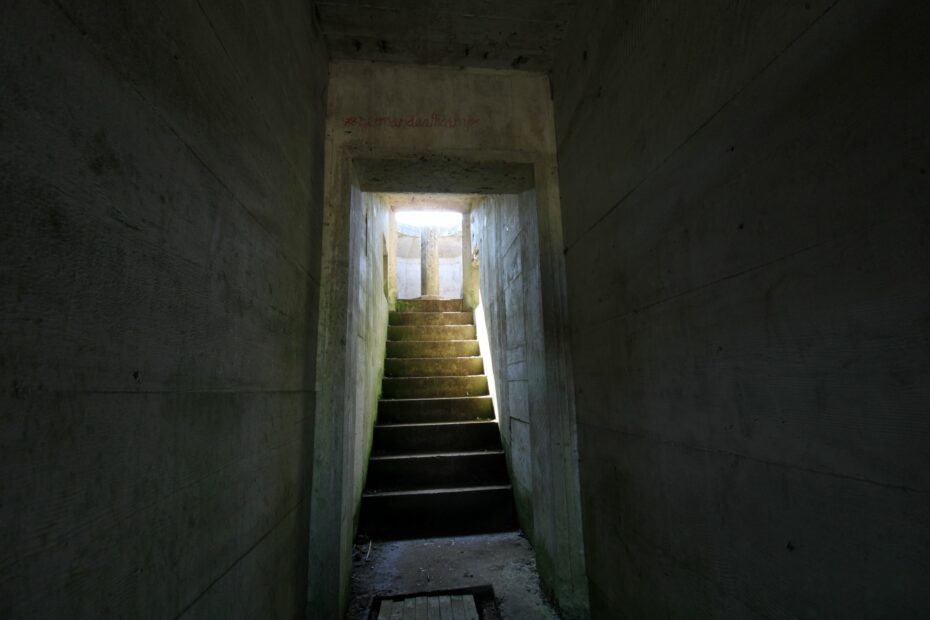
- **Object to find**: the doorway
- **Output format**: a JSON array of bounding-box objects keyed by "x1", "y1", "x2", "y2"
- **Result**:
[
  {"x1": 392, "y1": 208, "x2": 464, "y2": 300},
  {"x1": 308, "y1": 156, "x2": 587, "y2": 619}
]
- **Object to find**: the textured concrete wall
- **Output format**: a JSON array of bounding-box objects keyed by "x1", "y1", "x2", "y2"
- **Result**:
[
  {"x1": 313, "y1": 0, "x2": 576, "y2": 72},
  {"x1": 397, "y1": 257, "x2": 462, "y2": 299},
  {"x1": 309, "y1": 187, "x2": 392, "y2": 618},
  {"x1": 470, "y1": 194, "x2": 538, "y2": 538},
  {"x1": 0, "y1": 1, "x2": 327, "y2": 617},
  {"x1": 397, "y1": 232, "x2": 421, "y2": 298},
  {"x1": 317, "y1": 61, "x2": 589, "y2": 618},
  {"x1": 397, "y1": 233, "x2": 463, "y2": 299},
  {"x1": 350, "y1": 192, "x2": 392, "y2": 519},
  {"x1": 466, "y1": 190, "x2": 588, "y2": 618},
  {"x1": 397, "y1": 257, "x2": 421, "y2": 299},
  {"x1": 470, "y1": 190, "x2": 592, "y2": 619},
  {"x1": 552, "y1": 2, "x2": 930, "y2": 617}
]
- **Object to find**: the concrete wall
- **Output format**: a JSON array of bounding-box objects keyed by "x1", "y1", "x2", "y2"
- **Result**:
[
  {"x1": 470, "y1": 194, "x2": 538, "y2": 538},
  {"x1": 309, "y1": 186, "x2": 393, "y2": 618},
  {"x1": 0, "y1": 1, "x2": 327, "y2": 617},
  {"x1": 396, "y1": 232, "x2": 463, "y2": 299},
  {"x1": 470, "y1": 190, "x2": 592, "y2": 619},
  {"x1": 316, "y1": 60, "x2": 589, "y2": 618},
  {"x1": 437, "y1": 257, "x2": 463, "y2": 299},
  {"x1": 350, "y1": 192, "x2": 393, "y2": 522},
  {"x1": 551, "y1": 2, "x2": 930, "y2": 617},
  {"x1": 396, "y1": 232, "x2": 420, "y2": 298}
]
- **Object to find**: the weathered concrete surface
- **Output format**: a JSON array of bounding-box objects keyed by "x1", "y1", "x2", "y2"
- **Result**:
[
  {"x1": 382, "y1": 375, "x2": 488, "y2": 399},
  {"x1": 308, "y1": 189, "x2": 392, "y2": 617},
  {"x1": 354, "y1": 158, "x2": 534, "y2": 194},
  {"x1": 397, "y1": 231, "x2": 463, "y2": 299},
  {"x1": 471, "y1": 191, "x2": 590, "y2": 619},
  {"x1": 470, "y1": 195, "x2": 537, "y2": 540},
  {"x1": 373, "y1": 420, "x2": 500, "y2": 454},
  {"x1": 420, "y1": 227, "x2": 441, "y2": 297},
  {"x1": 385, "y1": 356, "x2": 483, "y2": 377},
  {"x1": 387, "y1": 340, "x2": 481, "y2": 359},
  {"x1": 0, "y1": 0, "x2": 327, "y2": 617},
  {"x1": 551, "y1": 1, "x2": 930, "y2": 617},
  {"x1": 377, "y1": 396, "x2": 494, "y2": 425},
  {"x1": 315, "y1": 1, "x2": 578, "y2": 73},
  {"x1": 360, "y1": 302, "x2": 516, "y2": 540},
  {"x1": 317, "y1": 61, "x2": 589, "y2": 618},
  {"x1": 347, "y1": 533, "x2": 562, "y2": 620},
  {"x1": 389, "y1": 311, "x2": 474, "y2": 326}
]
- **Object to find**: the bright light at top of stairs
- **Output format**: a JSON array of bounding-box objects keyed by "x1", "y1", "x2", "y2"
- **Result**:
[{"x1": 395, "y1": 210, "x2": 462, "y2": 229}]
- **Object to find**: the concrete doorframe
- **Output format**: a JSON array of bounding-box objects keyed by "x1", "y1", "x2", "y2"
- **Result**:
[{"x1": 307, "y1": 151, "x2": 589, "y2": 619}]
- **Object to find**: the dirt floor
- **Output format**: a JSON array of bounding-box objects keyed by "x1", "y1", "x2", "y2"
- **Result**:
[{"x1": 346, "y1": 531, "x2": 563, "y2": 619}]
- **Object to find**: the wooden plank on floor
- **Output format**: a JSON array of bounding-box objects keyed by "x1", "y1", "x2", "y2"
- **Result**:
[
  {"x1": 377, "y1": 599, "x2": 393, "y2": 620},
  {"x1": 439, "y1": 595, "x2": 453, "y2": 620},
  {"x1": 403, "y1": 597, "x2": 416, "y2": 620},
  {"x1": 451, "y1": 595, "x2": 465, "y2": 620},
  {"x1": 463, "y1": 595, "x2": 479, "y2": 620},
  {"x1": 426, "y1": 595, "x2": 441, "y2": 620},
  {"x1": 383, "y1": 592, "x2": 481, "y2": 620}
]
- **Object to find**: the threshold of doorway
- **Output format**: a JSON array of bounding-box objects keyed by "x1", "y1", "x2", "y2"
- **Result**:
[
  {"x1": 347, "y1": 531, "x2": 562, "y2": 620},
  {"x1": 369, "y1": 585, "x2": 498, "y2": 619}
]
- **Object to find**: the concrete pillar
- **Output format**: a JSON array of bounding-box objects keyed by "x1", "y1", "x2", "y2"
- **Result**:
[
  {"x1": 461, "y1": 214, "x2": 471, "y2": 306},
  {"x1": 420, "y1": 227, "x2": 440, "y2": 297},
  {"x1": 385, "y1": 211, "x2": 398, "y2": 309},
  {"x1": 462, "y1": 213, "x2": 479, "y2": 309}
]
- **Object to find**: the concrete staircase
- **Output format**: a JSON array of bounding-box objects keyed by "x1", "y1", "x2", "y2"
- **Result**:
[{"x1": 359, "y1": 298, "x2": 517, "y2": 540}]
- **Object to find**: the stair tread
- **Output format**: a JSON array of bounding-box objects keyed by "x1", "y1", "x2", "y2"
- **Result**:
[
  {"x1": 363, "y1": 305, "x2": 514, "y2": 539},
  {"x1": 376, "y1": 419, "x2": 497, "y2": 429},
  {"x1": 390, "y1": 312, "x2": 471, "y2": 319},
  {"x1": 386, "y1": 339, "x2": 478, "y2": 344},
  {"x1": 383, "y1": 375, "x2": 487, "y2": 380},
  {"x1": 389, "y1": 326, "x2": 474, "y2": 330},
  {"x1": 385, "y1": 356, "x2": 482, "y2": 361},
  {"x1": 370, "y1": 449, "x2": 504, "y2": 461},
  {"x1": 392, "y1": 311, "x2": 470, "y2": 314},
  {"x1": 379, "y1": 395, "x2": 491, "y2": 402},
  {"x1": 363, "y1": 484, "x2": 512, "y2": 498}
]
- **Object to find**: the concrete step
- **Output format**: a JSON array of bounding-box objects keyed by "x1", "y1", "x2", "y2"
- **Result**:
[
  {"x1": 389, "y1": 311, "x2": 473, "y2": 326},
  {"x1": 388, "y1": 325, "x2": 476, "y2": 341},
  {"x1": 378, "y1": 396, "x2": 494, "y2": 424},
  {"x1": 373, "y1": 420, "x2": 501, "y2": 455},
  {"x1": 358, "y1": 485, "x2": 517, "y2": 540},
  {"x1": 386, "y1": 340, "x2": 479, "y2": 359},
  {"x1": 367, "y1": 450, "x2": 508, "y2": 491},
  {"x1": 395, "y1": 298, "x2": 464, "y2": 313},
  {"x1": 385, "y1": 357, "x2": 484, "y2": 378},
  {"x1": 382, "y1": 376, "x2": 488, "y2": 399}
]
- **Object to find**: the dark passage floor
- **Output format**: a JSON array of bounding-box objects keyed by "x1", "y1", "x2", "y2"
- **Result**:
[{"x1": 347, "y1": 532, "x2": 562, "y2": 619}]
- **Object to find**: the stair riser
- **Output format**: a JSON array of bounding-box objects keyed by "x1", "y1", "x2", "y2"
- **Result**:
[
  {"x1": 389, "y1": 312, "x2": 473, "y2": 326},
  {"x1": 388, "y1": 325, "x2": 477, "y2": 341},
  {"x1": 373, "y1": 422, "x2": 501, "y2": 454},
  {"x1": 378, "y1": 397, "x2": 494, "y2": 424},
  {"x1": 368, "y1": 453, "x2": 508, "y2": 491},
  {"x1": 359, "y1": 489, "x2": 516, "y2": 540},
  {"x1": 382, "y1": 376, "x2": 488, "y2": 399},
  {"x1": 386, "y1": 340, "x2": 479, "y2": 359},
  {"x1": 395, "y1": 299, "x2": 464, "y2": 312},
  {"x1": 385, "y1": 357, "x2": 484, "y2": 377}
]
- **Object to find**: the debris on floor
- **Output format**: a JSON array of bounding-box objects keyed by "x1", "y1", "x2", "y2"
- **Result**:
[{"x1": 347, "y1": 532, "x2": 562, "y2": 620}]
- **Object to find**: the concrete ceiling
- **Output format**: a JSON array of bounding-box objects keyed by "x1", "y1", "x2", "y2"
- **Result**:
[
  {"x1": 313, "y1": 0, "x2": 577, "y2": 72},
  {"x1": 354, "y1": 157, "x2": 534, "y2": 193},
  {"x1": 381, "y1": 193, "x2": 479, "y2": 213}
]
